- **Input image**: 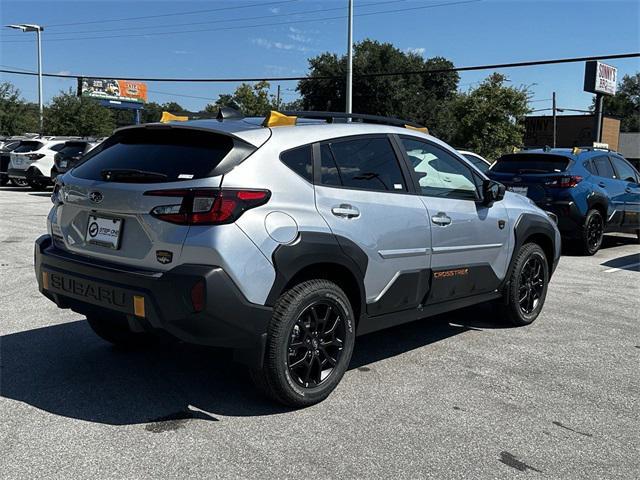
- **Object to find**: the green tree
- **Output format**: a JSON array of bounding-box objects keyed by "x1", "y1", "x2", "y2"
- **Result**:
[
  {"x1": 296, "y1": 39, "x2": 459, "y2": 136},
  {"x1": 448, "y1": 73, "x2": 530, "y2": 160},
  {"x1": 0, "y1": 82, "x2": 39, "y2": 135},
  {"x1": 208, "y1": 81, "x2": 277, "y2": 116},
  {"x1": 44, "y1": 90, "x2": 116, "y2": 136},
  {"x1": 599, "y1": 73, "x2": 640, "y2": 132}
]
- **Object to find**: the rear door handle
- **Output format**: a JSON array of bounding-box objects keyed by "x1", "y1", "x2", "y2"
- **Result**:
[
  {"x1": 331, "y1": 204, "x2": 360, "y2": 219},
  {"x1": 625, "y1": 187, "x2": 632, "y2": 193},
  {"x1": 598, "y1": 182, "x2": 606, "y2": 188},
  {"x1": 431, "y1": 212, "x2": 452, "y2": 226}
]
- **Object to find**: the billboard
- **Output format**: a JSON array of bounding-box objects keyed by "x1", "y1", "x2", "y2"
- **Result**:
[
  {"x1": 77, "y1": 78, "x2": 147, "y2": 103},
  {"x1": 584, "y1": 61, "x2": 617, "y2": 95}
]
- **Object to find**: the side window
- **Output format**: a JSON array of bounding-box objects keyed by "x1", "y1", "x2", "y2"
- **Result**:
[
  {"x1": 320, "y1": 137, "x2": 406, "y2": 192},
  {"x1": 49, "y1": 143, "x2": 65, "y2": 152},
  {"x1": 401, "y1": 138, "x2": 478, "y2": 200},
  {"x1": 280, "y1": 145, "x2": 313, "y2": 182},
  {"x1": 611, "y1": 156, "x2": 639, "y2": 183},
  {"x1": 584, "y1": 160, "x2": 597, "y2": 175},
  {"x1": 593, "y1": 156, "x2": 616, "y2": 179}
]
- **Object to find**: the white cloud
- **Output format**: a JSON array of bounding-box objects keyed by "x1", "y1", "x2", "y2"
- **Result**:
[
  {"x1": 405, "y1": 47, "x2": 426, "y2": 56},
  {"x1": 269, "y1": 7, "x2": 280, "y2": 13},
  {"x1": 252, "y1": 38, "x2": 311, "y2": 53}
]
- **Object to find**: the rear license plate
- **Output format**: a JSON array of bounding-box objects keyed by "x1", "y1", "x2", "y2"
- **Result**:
[
  {"x1": 12, "y1": 157, "x2": 23, "y2": 167},
  {"x1": 509, "y1": 186, "x2": 528, "y2": 196},
  {"x1": 86, "y1": 215, "x2": 123, "y2": 249}
]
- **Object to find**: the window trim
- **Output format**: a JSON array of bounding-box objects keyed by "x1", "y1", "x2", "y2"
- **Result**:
[
  {"x1": 312, "y1": 134, "x2": 415, "y2": 195},
  {"x1": 395, "y1": 134, "x2": 482, "y2": 202}
]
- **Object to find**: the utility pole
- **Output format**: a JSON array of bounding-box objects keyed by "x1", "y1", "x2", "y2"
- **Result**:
[
  {"x1": 594, "y1": 93, "x2": 604, "y2": 143},
  {"x1": 6, "y1": 24, "x2": 44, "y2": 134},
  {"x1": 276, "y1": 84, "x2": 281, "y2": 109},
  {"x1": 552, "y1": 91, "x2": 557, "y2": 148},
  {"x1": 345, "y1": 0, "x2": 353, "y2": 115}
]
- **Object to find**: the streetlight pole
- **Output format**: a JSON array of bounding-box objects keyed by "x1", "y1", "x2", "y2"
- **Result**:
[
  {"x1": 345, "y1": 0, "x2": 353, "y2": 115},
  {"x1": 5, "y1": 24, "x2": 44, "y2": 134},
  {"x1": 552, "y1": 91, "x2": 557, "y2": 148}
]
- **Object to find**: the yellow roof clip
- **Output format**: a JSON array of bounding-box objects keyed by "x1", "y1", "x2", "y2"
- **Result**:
[
  {"x1": 160, "y1": 111, "x2": 189, "y2": 123},
  {"x1": 572, "y1": 146, "x2": 581, "y2": 155},
  {"x1": 404, "y1": 124, "x2": 429, "y2": 135},
  {"x1": 263, "y1": 110, "x2": 297, "y2": 128}
]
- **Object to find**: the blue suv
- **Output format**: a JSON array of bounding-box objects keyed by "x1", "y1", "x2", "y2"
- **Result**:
[{"x1": 488, "y1": 147, "x2": 640, "y2": 255}]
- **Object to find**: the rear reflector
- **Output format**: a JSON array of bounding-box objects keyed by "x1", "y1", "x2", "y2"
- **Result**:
[
  {"x1": 133, "y1": 295, "x2": 145, "y2": 318},
  {"x1": 145, "y1": 188, "x2": 270, "y2": 225},
  {"x1": 42, "y1": 271, "x2": 49, "y2": 289},
  {"x1": 190, "y1": 280, "x2": 206, "y2": 313}
]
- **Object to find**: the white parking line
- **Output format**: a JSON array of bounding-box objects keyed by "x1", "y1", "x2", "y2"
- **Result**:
[{"x1": 604, "y1": 262, "x2": 640, "y2": 273}]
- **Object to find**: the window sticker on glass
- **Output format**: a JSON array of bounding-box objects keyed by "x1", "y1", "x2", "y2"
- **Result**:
[
  {"x1": 178, "y1": 174, "x2": 194, "y2": 179},
  {"x1": 393, "y1": 183, "x2": 403, "y2": 190}
]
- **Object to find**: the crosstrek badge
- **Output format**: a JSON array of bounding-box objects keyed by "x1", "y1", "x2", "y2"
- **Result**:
[{"x1": 156, "y1": 250, "x2": 173, "y2": 264}]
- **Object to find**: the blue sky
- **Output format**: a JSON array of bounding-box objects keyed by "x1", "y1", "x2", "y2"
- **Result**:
[{"x1": 1, "y1": 0, "x2": 639, "y2": 114}]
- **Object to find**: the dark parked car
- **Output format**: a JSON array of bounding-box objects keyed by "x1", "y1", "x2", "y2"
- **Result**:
[
  {"x1": 0, "y1": 140, "x2": 28, "y2": 187},
  {"x1": 487, "y1": 147, "x2": 640, "y2": 254},
  {"x1": 51, "y1": 140, "x2": 98, "y2": 179}
]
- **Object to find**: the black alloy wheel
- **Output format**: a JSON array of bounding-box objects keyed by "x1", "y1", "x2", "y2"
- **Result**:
[
  {"x1": 586, "y1": 211, "x2": 604, "y2": 253},
  {"x1": 287, "y1": 300, "x2": 346, "y2": 388},
  {"x1": 518, "y1": 255, "x2": 545, "y2": 315}
]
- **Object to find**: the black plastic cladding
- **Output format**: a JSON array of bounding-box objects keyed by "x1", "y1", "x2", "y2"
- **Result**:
[{"x1": 505, "y1": 213, "x2": 559, "y2": 282}]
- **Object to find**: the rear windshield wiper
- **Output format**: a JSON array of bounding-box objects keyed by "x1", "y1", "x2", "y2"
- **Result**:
[{"x1": 101, "y1": 169, "x2": 168, "y2": 182}]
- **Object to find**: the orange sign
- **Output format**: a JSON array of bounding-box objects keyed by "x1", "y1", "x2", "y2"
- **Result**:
[{"x1": 78, "y1": 77, "x2": 147, "y2": 103}]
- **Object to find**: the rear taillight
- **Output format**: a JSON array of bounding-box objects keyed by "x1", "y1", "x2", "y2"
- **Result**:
[
  {"x1": 144, "y1": 188, "x2": 270, "y2": 225},
  {"x1": 26, "y1": 153, "x2": 45, "y2": 160},
  {"x1": 545, "y1": 176, "x2": 583, "y2": 188}
]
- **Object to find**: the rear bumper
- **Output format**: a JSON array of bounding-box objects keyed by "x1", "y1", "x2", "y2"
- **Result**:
[
  {"x1": 34, "y1": 235, "x2": 271, "y2": 368},
  {"x1": 8, "y1": 167, "x2": 50, "y2": 182},
  {"x1": 536, "y1": 200, "x2": 584, "y2": 239}
]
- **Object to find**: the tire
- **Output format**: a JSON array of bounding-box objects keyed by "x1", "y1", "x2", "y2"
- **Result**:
[
  {"x1": 580, "y1": 209, "x2": 604, "y2": 255},
  {"x1": 86, "y1": 313, "x2": 154, "y2": 349},
  {"x1": 10, "y1": 178, "x2": 28, "y2": 187},
  {"x1": 250, "y1": 279, "x2": 356, "y2": 407},
  {"x1": 497, "y1": 243, "x2": 549, "y2": 327}
]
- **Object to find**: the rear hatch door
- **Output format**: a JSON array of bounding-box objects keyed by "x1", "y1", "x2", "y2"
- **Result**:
[
  {"x1": 54, "y1": 125, "x2": 262, "y2": 270},
  {"x1": 488, "y1": 153, "x2": 572, "y2": 203}
]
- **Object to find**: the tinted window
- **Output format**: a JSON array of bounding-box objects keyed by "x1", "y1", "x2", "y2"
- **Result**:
[
  {"x1": 593, "y1": 156, "x2": 616, "y2": 179},
  {"x1": 280, "y1": 145, "x2": 312, "y2": 182},
  {"x1": 73, "y1": 129, "x2": 234, "y2": 182},
  {"x1": 584, "y1": 160, "x2": 597, "y2": 175},
  {"x1": 12, "y1": 141, "x2": 44, "y2": 153},
  {"x1": 320, "y1": 137, "x2": 406, "y2": 192},
  {"x1": 491, "y1": 154, "x2": 570, "y2": 173},
  {"x1": 462, "y1": 153, "x2": 489, "y2": 173},
  {"x1": 402, "y1": 138, "x2": 478, "y2": 200},
  {"x1": 58, "y1": 143, "x2": 87, "y2": 158},
  {"x1": 611, "y1": 156, "x2": 639, "y2": 182},
  {"x1": 49, "y1": 143, "x2": 66, "y2": 152}
]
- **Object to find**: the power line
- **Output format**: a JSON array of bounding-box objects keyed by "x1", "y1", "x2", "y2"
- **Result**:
[
  {"x1": 2, "y1": 0, "x2": 483, "y2": 43},
  {"x1": 1, "y1": 52, "x2": 637, "y2": 83},
  {"x1": 47, "y1": 0, "x2": 299, "y2": 28},
  {"x1": 3, "y1": 0, "x2": 408, "y2": 37}
]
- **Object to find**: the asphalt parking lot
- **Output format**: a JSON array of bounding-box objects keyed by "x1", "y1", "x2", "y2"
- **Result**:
[{"x1": 0, "y1": 186, "x2": 638, "y2": 480}]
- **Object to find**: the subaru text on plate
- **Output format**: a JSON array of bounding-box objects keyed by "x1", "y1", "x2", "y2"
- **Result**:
[{"x1": 35, "y1": 109, "x2": 560, "y2": 407}]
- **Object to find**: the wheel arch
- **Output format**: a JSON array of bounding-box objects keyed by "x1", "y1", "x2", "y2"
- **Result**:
[
  {"x1": 505, "y1": 213, "x2": 558, "y2": 284},
  {"x1": 266, "y1": 232, "x2": 367, "y2": 323}
]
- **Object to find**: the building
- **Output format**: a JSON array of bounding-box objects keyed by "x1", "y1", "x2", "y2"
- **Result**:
[
  {"x1": 618, "y1": 132, "x2": 640, "y2": 170},
  {"x1": 524, "y1": 114, "x2": 620, "y2": 151}
]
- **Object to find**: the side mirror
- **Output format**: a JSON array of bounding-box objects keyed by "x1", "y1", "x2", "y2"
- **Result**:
[{"x1": 482, "y1": 179, "x2": 506, "y2": 206}]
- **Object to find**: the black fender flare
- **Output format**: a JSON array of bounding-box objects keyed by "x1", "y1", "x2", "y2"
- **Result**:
[{"x1": 265, "y1": 231, "x2": 368, "y2": 316}]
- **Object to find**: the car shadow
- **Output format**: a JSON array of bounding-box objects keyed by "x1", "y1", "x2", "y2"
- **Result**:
[
  {"x1": 0, "y1": 305, "x2": 502, "y2": 424},
  {"x1": 601, "y1": 252, "x2": 640, "y2": 272},
  {"x1": 28, "y1": 193, "x2": 52, "y2": 198},
  {"x1": 562, "y1": 234, "x2": 638, "y2": 256}
]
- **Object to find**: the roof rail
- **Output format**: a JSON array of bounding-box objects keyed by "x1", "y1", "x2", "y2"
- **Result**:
[{"x1": 280, "y1": 110, "x2": 428, "y2": 131}]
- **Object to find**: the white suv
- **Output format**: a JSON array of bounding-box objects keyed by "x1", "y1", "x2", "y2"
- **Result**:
[{"x1": 8, "y1": 138, "x2": 74, "y2": 189}]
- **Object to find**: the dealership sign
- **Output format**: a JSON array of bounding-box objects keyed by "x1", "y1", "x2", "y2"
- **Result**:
[
  {"x1": 584, "y1": 61, "x2": 617, "y2": 96},
  {"x1": 77, "y1": 78, "x2": 148, "y2": 103}
]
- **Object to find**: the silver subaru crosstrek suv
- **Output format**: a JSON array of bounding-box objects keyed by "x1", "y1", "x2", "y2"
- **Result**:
[{"x1": 35, "y1": 109, "x2": 561, "y2": 407}]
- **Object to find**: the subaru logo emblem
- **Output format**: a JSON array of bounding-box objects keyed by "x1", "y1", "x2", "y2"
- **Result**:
[{"x1": 89, "y1": 191, "x2": 103, "y2": 203}]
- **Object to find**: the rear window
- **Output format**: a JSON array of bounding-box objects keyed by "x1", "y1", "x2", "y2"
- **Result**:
[
  {"x1": 58, "y1": 142, "x2": 88, "y2": 157},
  {"x1": 72, "y1": 129, "x2": 234, "y2": 182},
  {"x1": 491, "y1": 154, "x2": 570, "y2": 174},
  {"x1": 12, "y1": 141, "x2": 44, "y2": 153},
  {"x1": 461, "y1": 153, "x2": 489, "y2": 172}
]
